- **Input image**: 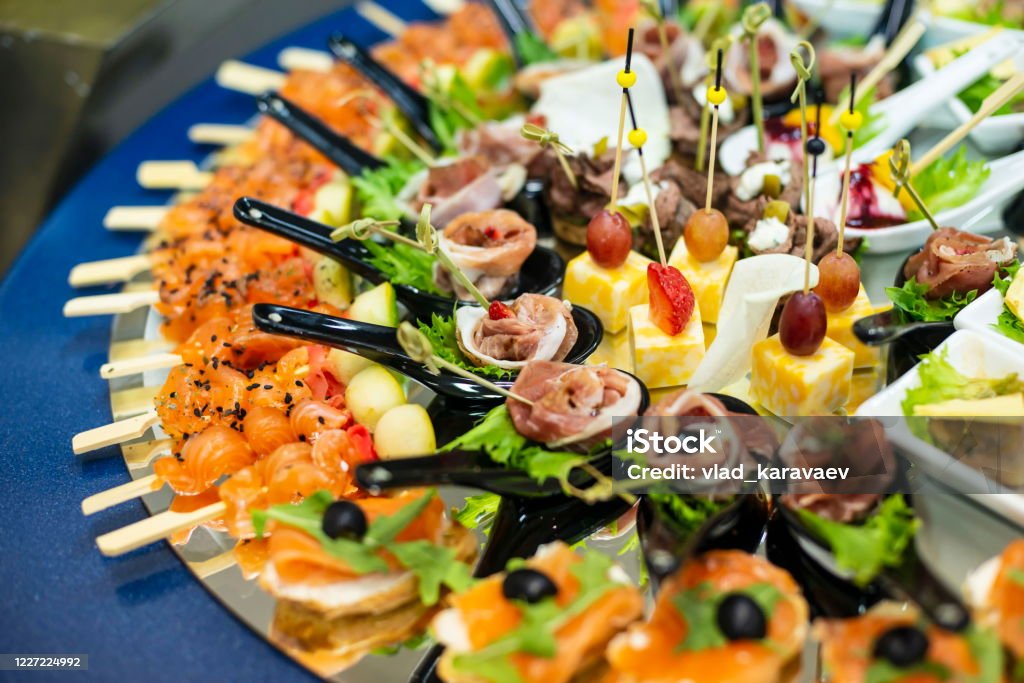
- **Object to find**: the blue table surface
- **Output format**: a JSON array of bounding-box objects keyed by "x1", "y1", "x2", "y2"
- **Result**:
[{"x1": 0, "y1": 2, "x2": 438, "y2": 679}]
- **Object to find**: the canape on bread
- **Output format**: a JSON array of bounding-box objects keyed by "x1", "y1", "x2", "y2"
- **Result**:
[
  {"x1": 255, "y1": 489, "x2": 477, "y2": 673},
  {"x1": 815, "y1": 602, "x2": 1005, "y2": 683},
  {"x1": 433, "y1": 541, "x2": 644, "y2": 683},
  {"x1": 604, "y1": 550, "x2": 809, "y2": 683}
]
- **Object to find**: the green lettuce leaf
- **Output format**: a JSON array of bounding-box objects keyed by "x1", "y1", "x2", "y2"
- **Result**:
[
  {"x1": 909, "y1": 146, "x2": 990, "y2": 220},
  {"x1": 994, "y1": 308, "x2": 1024, "y2": 344},
  {"x1": 648, "y1": 495, "x2": 733, "y2": 539},
  {"x1": 417, "y1": 313, "x2": 514, "y2": 379},
  {"x1": 994, "y1": 260, "x2": 1020, "y2": 296},
  {"x1": 795, "y1": 495, "x2": 919, "y2": 586},
  {"x1": 672, "y1": 580, "x2": 786, "y2": 652},
  {"x1": 901, "y1": 347, "x2": 1024, "y2": 416},
  {"x1": 352, "y1": 156, "x2": 423, "y2": 221},
  {"x1": 362, "y1": 240, "x2": 443, "y2": 295},
  {"x1": 427, "y1": 70, "x2": 484, "y2": 152},
  {"x1": 514, "y1": 32, "x2": 558, "y2": 65},
  {"x1": 960, "y1": 72, "x2": 1024, "y2": 115},
  {"x1": 886, "y1": 277, "x2": 977, "y2": 322},
  {"x1": 454, "y1": 492, "x2": 501, "y2": 531}
]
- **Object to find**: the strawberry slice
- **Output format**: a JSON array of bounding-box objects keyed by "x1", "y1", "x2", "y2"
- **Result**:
[
  {"x1": 488, "y1": 301, "x2": 516, "y2": 320},
  {"x1": 647, "y1": 263, "x2": 695, "y2": 336}
]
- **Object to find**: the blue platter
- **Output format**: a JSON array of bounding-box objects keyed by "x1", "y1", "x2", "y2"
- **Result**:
[{"x1": 0, "y1": 2, "x2": 439, "y2": 679}]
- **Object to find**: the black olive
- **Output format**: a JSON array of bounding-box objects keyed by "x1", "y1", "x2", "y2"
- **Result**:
[
  {"x1": 873, "y1": 626, "x2": 929, "y2": 668},
  {"x1": 321, "y1": 500, "x2": 368, "y2": 540},
  {"x1": 805, "y1": 136, "x2": 827, "y2": 157},
  {"x1": 502, "y1": 568, "x2": 559, "y2": 604},
  {"x1": 716, "y1": 593, "x2": 767, "y2": 641}
]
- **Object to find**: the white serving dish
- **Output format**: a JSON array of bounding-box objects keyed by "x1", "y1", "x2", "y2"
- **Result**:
[
  {"x1": 856, "y1": 329, "x2": 1024, "y2": 524},
  {"x1": 954, "y1": 286, "x2": 1024, "y2": 351},
  {"x1": 913, "y1": 51, "x2": 1024, "y2": 154}
]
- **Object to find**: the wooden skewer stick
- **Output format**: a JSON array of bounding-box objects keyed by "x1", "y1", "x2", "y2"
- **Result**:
[
  {"x1": 790, "y1": 41, "x2": 816, "y2": 244},
  {"x1": 187, "y1": 124, "x2": 252, "y2": 146},
  {"x1": 189, "y1": 550, "x2": 239, "y2": 579},
  {"x1": 68, "y1": 254, "x2": 151, "y2": 288},
  {"x1": 356, "y1": 1, "x2": 407, "y2": 37},
  {"x1": 836, "y1": 74, "x2": 863, "y2": 257},
  {"x1": 805, "y1": 104, "x2": 825, "y2": 294},
  {"x1": 96, "y1": 502, "x2": 226, "y2": 557},
  {"x1": 415, "y1": 206, "x2": 491, "y2": 309},
  {"x1": 521, "y1": 123, "x2": 576, "y2": 188},
  {"x1": 705, "y1": 49, "x2": 727, "y2": 213},
  {"x1": 100, "y1": 352, "x2": 183, "y2": 380},
  {"x1": 609, "y1": 28, "x2": 637, "y2": 209},
  {"x1": 124, "y1": 438, "x2": 173, "y2": 470},
  {"x1": 63, "y1": 289, "x2": 160, "y2": 317},
  {"x1": 111, "y1": 385, "x2": 160, "y2": 421},
  {"x1": 829, "y1": 20, "x2": 926, "y2": 126},
  {"x1": 277, "y1": 46, "x2": 333, "y2": 73},
  {"x1": 82, "y1": 474, "x2": 163, "y2": 515},
  {"x1": 624, "y1": 92, "x2": 666, "y2": 265},
  {"x1": 215, "y1": 60, "x2": 286, "y2": 95},
  {"x1": 103, "y1": 206, "x2": 168, "y2": 232},
  {"x1": 742, "y1": 3, "x2": 771, "y2": 154},
  {"x1": 72, "y1": 410, "x2": 160, "y2": 455},
  {"x1": 136, "y1": 161, "x2": 213, "y2": 190},
  {"x1": 890, "y1": 139, "x2": 940, "y2": 230},
  {"x1": 910, "y1": 72, "x2": 1024, "y2": 176}
]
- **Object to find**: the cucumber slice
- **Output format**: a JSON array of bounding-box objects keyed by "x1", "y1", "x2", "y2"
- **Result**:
[
  {"x1": 345, "y1": 365, "x2": 406, "y2": 431},
  {"x1": 348, "y1": 282, "x2": 399, "y2": 327},
  {"x1": 373, "y1": 404, "x2": 436, "y2": 458},
  {"x1": 313, "y1": 257, "x2": 353, "y2": 310}
]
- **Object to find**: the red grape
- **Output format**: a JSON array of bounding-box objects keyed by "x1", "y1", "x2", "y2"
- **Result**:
[
  {"x1": 779, "y1": 291, "x2": 827, "y2": 356},
  {"x1": 586, "y1": 210, "x2": 632, "y2": 268},
  {"x1": 815, "y1": 252, "x2": 861, "y2": 313},
  {"x1": 683, "y1": 209, "x2": 729, "y2": 262}
]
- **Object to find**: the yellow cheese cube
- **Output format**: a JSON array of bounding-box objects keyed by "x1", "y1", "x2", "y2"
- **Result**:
[
  {"x1": 563, "y1": 250, "x2": 651, "y2": 333},
  {"x1": 1005, "y1": 267, "x2": 1024, "y2": 321},
  {"x1": 846, "y1": 369, "x2": 883, "y2": 414},
  {"x1": 750, "y1": 334, "x2": 854, "y2": 417},
  {"x1": 825, "y1": 286, "x2": 880, "y2": 369},
  {"x1": 667, "y1": 240, "x2": 738, "y2": 324},
  {"x1": 628, "y1": 304, "x2": 705, "y2": 389}
]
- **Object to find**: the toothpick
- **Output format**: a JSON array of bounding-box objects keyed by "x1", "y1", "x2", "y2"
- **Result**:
[
  {"x1": 836, "y1": 74, "x2": 863, "y2": 257},
  {"x1": 330, "y1": 218, "x2": 418, "y2": 248},
  {"x1": 336, "y1": 91, "x2": 437, "y2": 166},
  {"x1": 396, "y1": 322, "x2": 534, "y2": 405},
  {"x1": 704, "y1": 48, "x2": 727, "y2": 213},
  {"x1": 790, "y1": 41, "x2": 816, "y2": 249},
  {"x1": 609, "y1": 28, "x2": 637, "y2": 208},
  {"x1": 415, "y1": 205, "x2": 490, "y2": 309},
  {"x1": 742, "y1": 3, "x2": 772, "y2": 154},
  {"x1": 521, "y1": 123, "x2": 577, "y2": 188},
  {"x1": 805, "y1": 103, "x2": 825, "y2": 295},
  {"x1": 696, "y1": 36, "x2": 732, "y2": 173},
  {"x1": 96, "y1": 502, "x2": 227, "y2": 557},
  {"x1": 910, "y1": 72, "x2": 1024, "y2": 176},
  {"x1": 890, "y1": 139, "x2": 940, "y2": 230},
  {"x1": 624, "y1": 91, "x2": 665, "y2": 265}
]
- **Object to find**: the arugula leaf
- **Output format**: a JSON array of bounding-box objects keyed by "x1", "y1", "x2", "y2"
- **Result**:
[
  {"x1": 451, "y1": 552, "x2": 621, "y2": 682},
  {"x1": 362, "y1": 240, "x2": 443, "y2": 295},
  {"x1": 352, "y1": 156, "x2": 423, "y2": 221},
  {"x1": 795, "y1": 495, "x2": 919, "y2": 586},
  {"x1": 910, "y1": 146, "x2": 990, "y2": 220},
  {"x1": 963, "y1": 625, "x2": 1005, "y2": 683},
  {"x1": 455, "y1": 492, "x2": 501, "y2": 531},
  {"x1": 365, "y1": 489, "x2": 437, "y2": 545},
  {"x1": 514, "y1": 32, "x2": 558, "y2": 65},
  {"x1": 389, "y1": 539, "x2": 475, "y2": 605},
  {"x1": 901, "y1": 347, "x2": 1024, "y2": 416},
  {"x1": 864, "y1": 659, "x2": 951, "y2": 683},
  {"x1": 886, "y1": 278, "x2": 977, "y2": 322},
  {"x1": 671, "y1": 581, "x2": 786, "y2": 652},
  {"x1": 418, "y1": 314, "x2": 514, "y2": 379}
]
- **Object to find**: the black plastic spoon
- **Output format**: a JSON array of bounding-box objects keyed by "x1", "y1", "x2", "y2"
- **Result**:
[
  {"x1": 250, "y1": 302, "x2": 602, "y2": 402},
  {"x1": 256, "y1": 92, "x2": 384, "y2": 177},
  {"x1": 327, "y1": 33, "x2": 442, "y2": 152},
  {"x1": 486, "y1": 0, "x2": 534, "y2": 66},
  {"x1": 232, "y1": 197, "x2": 566, "y2": 321}
]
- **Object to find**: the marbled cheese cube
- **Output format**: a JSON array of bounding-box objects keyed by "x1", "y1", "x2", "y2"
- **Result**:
[
  {"x1": 667, "y1": 241, "x2": 738, "y2": 324},
  {"x1": 750, "y1": 334, "x2": 854, "y2": 417},
  {"x1": 628, "y1": 304, "x2": 705, "y2": 389},
  {"x1": 563, "y1": 251, "x2": 651, "y2": 333},
  {"x1": 825, "y1": 285, "x2": 880, "y2": 369}
]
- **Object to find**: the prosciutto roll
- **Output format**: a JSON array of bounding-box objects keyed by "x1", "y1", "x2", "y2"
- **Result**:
[
  {"x1": 507, "y1": 361, "x2": 643, "y2": 449},
  {"x1": 408, "y1": 156, "x2": 504, "y2": 228},
  {"x1": 903, "y1": 227, "x2": 1018, "y2": 300},
  {"x1": 455, "y1": 293, "x2": 577, "y2": 369},
  {"x1": 435, "y1": 208, "x2": 538, "y2": 300}
]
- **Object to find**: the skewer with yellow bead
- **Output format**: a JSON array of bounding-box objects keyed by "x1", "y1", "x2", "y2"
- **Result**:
[
  {"x1": 815, "y1": 73, "x2": 864, "y2": 313},
  {"x1": 682, "y1": 48, "x2": 730, "y2": 264}
]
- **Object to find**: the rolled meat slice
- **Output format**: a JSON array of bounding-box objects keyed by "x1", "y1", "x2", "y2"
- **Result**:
[
  {"x1": 646, "y1": 390, "x2": 731, "y2": 417},
  {"x1": 405, "y1": 156, "x2": 504, "y2": 228},
  {"x1": 434, "y1": 208, "x2": 538, "y2": 300},
  {"x1": 507, "y1": 361, "x2": 643, "y2": 449},
  {"x1": 903, "y1": 227, "x2": 1018, "y2": 300},
  {"x1": 455, "y1": 293, "x2": 577, "y2": 369}
]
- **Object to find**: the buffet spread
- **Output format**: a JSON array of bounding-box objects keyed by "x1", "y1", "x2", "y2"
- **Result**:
[{"x1": 61, "y1": 0, "x2": 1024, "y2": 680}]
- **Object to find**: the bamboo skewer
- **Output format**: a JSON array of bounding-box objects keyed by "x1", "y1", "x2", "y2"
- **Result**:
[
  {"x1": 111, "y1": 386, "x2": 160, "y2": 421},
  {"x1": 109, "y1": 338, "x2": 174, "y2": 361},
  {"x1": 187, "y1": 124, "x2": 253, "y2": 146},
  {"x1": 72, "y1": 410, "x2": 160, "y2": 455},
  {"x1": 277, "y1": 46, "x2": 333, "y2": 73},
  {"x1": 63, "y1": 289, "x2": 160, "y2": 317},
  {"x1": 215, "y1": 60, "x2": 287, "y2": 95},
  {"x1": 68, "y1": 254, "x2": 151, "y2": 288},
  {"x1": 103, "y1": 206, "x2": 168, "y2": 232},
  {"x1": 356, "y1": 1, "x2": 407, "y2": 37},
  {"x1": 609, "y1": 29, "x2": 637, "y2": 209},
  {"x1": 96, "y1": 502, "x2": 226, "y2": 557},
  {"x1": 910, "y1": 72, "x2": 1024, "y2": 176},
  {"x1": 124, "y1": 438, "x2": 173, "y2": 470},
  {"x1": 136, "y1": 161, "x2": 213, "y2": 190},
  {"x1": 82, "y1": 474, "x2": 163, "y2": 515},
  {"x1": 100, "y1": 352, "x2": 183, "y2": 380},
  {"x1": 189, "y1": 551, "x2": 239, "y2": 579}
]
